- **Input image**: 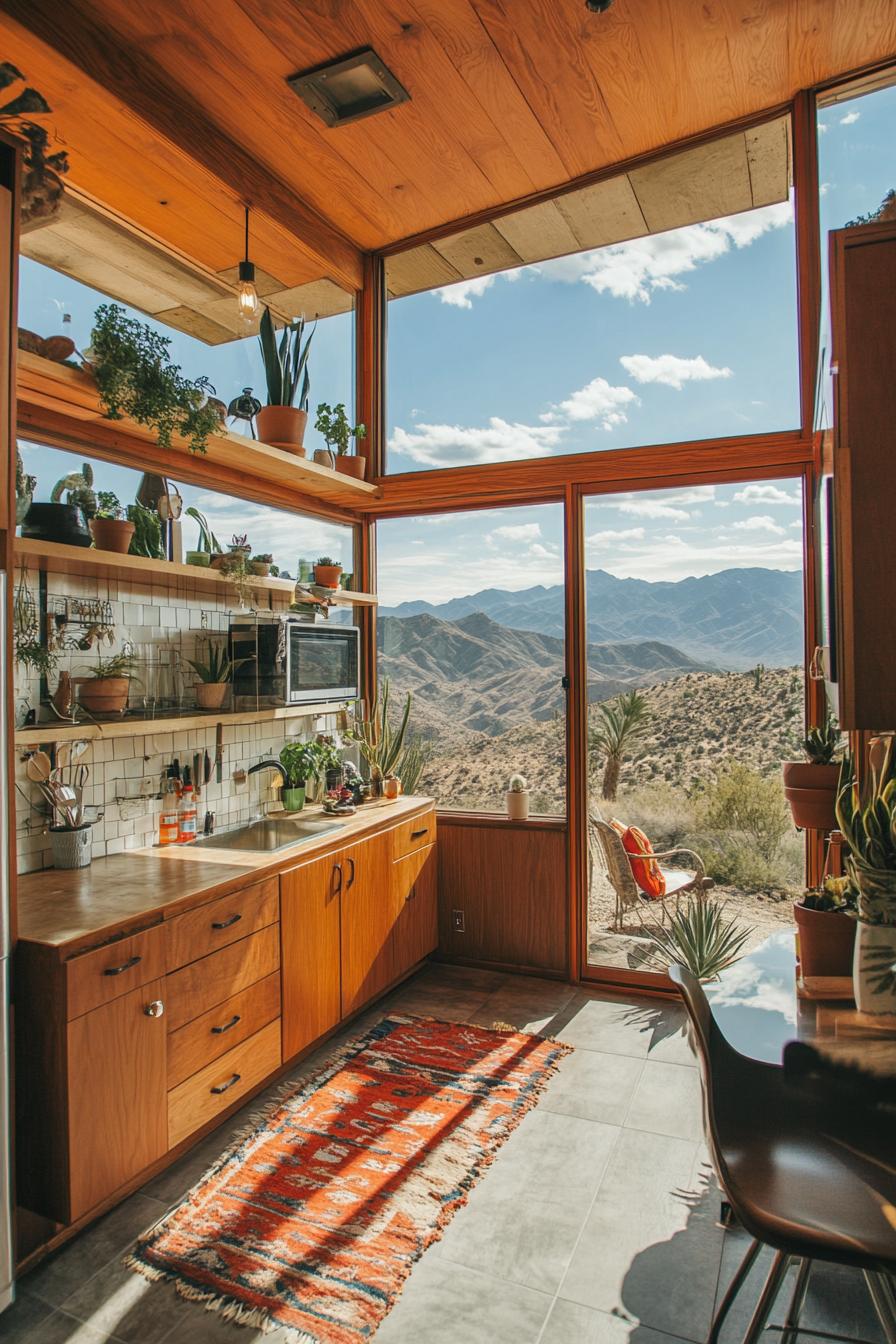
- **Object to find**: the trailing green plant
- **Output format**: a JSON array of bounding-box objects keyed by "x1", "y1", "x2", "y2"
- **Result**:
[
  {"x1": 186, "y1": 643, "x2": 248, "y2": 684},
  {"x1": 0, "y1": 66, "x2": 69, "y2": 225},
  {"x1": 355, "y1": 679, "x2": 412, "y2": 786},
  {"x1": 314, "y1": 402, "x2": 367, "y2": 456},
  {"x1": 126, "y1": 502, "x2": 165, "y2": 559},
  {"x1": 258, "y1": 307, "x2": 314, "y2": 409},
  {"x1": 94, "y1": 490, "x2": 124, "y2": 521},
  {"x1": 51, "y1": 462, "x2": 96, "y2": 518},
  {"x1": 835, "y1": 740, "x2": 896, "y2": 873},
  {"x1": 395, "y1": 734, "x2": 432, "y2": 794},
  {"x1": 184, "y1": 506, "x2": 222, "y2": 555},
  {"x1": 85, "y1": 650, "x2": 139, "y2": 680},
  {"x1": 803, "y1": 712, "x2": 842, "y2": 765},
  {"x1": 89, "y1": 304, "x2": 222, "y2": 454},
  {"x1": 640, "y1": 897, "x2": 753, "y2": 981}
]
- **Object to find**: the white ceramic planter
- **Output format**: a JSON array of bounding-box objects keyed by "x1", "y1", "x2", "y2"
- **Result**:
[
  {"x1": 853, "y1": 921, "x2": 896, "y2": 1014},
  {"x1": 50, "y1": 824, "x2": 92, "y2": 870},
  {"x1": 505, "y1": 790, "x2": 530, "y2": 821}
]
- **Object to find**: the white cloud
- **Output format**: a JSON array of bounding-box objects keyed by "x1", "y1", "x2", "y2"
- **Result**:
[
  {"x1": 733, "y1": 483, "x2": 800, "y2": 505},
  {"x1": 732, "y1": 514, "x2": 785, "y2": 535},
  {"x1": 542, "y1": 376, "x2": 637, "y2": 428},
  {"x1": 433, "y1": 275, "x2": 496, "y2": 308},
  {"x1": 529, "y1": 542, "x2": 558, "y2": 559},
  {"x1": 789, "y1": 520, "x2": 803, "y2": 530},
  {"x1": 540, "y1": 199, "x2": 793, "y2": 304},
  {"x1": 488, "y1": 523, "x2": 541, "y2": 544},
  {"x1": 619, "y1": 352, "x2": 732, "y2": 389},
  {"x1": 586, "y1": 526, "x2": 646, "y2": 548},
  {"x1": 388, "y1": 417, "x2": 564, "y2": 467},
  {"x1": 617, "y1": 499, "x2": 691, "y2": 521},
  {"x1": 840, "y1": 111, "x2": 860, "y2": 125}
]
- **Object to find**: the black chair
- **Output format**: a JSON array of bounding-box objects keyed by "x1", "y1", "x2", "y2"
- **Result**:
[{"x1": 670, "y1": 964, "x2": 896, "y2": 1344}]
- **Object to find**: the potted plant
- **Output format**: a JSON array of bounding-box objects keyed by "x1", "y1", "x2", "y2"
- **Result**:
[
  {"x1": 278, "y1": 741, "x2": 322, "y2": 811},
  {"x1": 354, "y1": 679, "x2": 411, "y2": 798},
  {"x1": 256, "y1": 307, "x2": 314, "y2": 454},
  {"x1": 836, "y1": 739, "x2": 896, "y2": 1013},
  {"x1": 782, "y1": 714, "x2": 842, "y2": 830},
  {"x1": 75, "y1": 650, "x2": 138, "y2": 717},
  {"x1": 89, "y1": 490, "x2": 135, "y2": 554},
  {"x1": 184, "y1": 506, "x2": 222, "y2": 567},
  {"x1": 506, "y1": 773, "x2": 530, "y2": 820},
  {"x1": 793, "y1": 876, "x2": 857, "y2": 979},
  {"x1": 22, "y1": 462, "x2": 95, "y2": 546},
  {"x1": 88, "y1": 304, "x2": 223, "y2": 455},
  {"x1": 251, "y1": 553, "x2": 273, "y2": 577},
  {"x1": 187, "y1": 642, "x2": 247, "y2": 711},
  {"x1": 314, "y1": 555, "x2": 343, "y2": 588},
  {"x1": 314, "y1": 402, "x2": 368, "y2": 479},
  {"x1": 0, "y1": 72, "x2": 70, "y2": 226}
]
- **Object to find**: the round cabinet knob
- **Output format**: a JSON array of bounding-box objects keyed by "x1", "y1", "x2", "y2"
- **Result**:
[{"x1": 144, "y1": 1000, "x2": 164, "y2": 1018}]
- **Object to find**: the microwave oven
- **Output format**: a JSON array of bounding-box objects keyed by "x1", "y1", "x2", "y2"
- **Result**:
[{"x1": 229, "y1": 616, "x2": 361, "y2": 708}]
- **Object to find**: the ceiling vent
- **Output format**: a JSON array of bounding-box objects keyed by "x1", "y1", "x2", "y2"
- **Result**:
[{"x1": 288, "y1": 48, "x2": 410, "y2": 127}]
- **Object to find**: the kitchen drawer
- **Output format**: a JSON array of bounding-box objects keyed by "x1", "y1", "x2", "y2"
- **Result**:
[
  {"x1": 391, "y1": 809, "x2": 435, "y2": 861},
  {"x1": 166, "y1": 925, "x2": 280, "y2": 1032},
  {"x1": 66, "y1": 924, "x2": 167, "y2": 1021},
  {"x1": 167, "y1": 971, "x2": 280, "y2": 1089},
  {"x1": 168, "y1": 1018, "x2": 281, "y2": 1148},
  {"x1": 165, "y1": 878, "x2": 278, "y2": 971}
]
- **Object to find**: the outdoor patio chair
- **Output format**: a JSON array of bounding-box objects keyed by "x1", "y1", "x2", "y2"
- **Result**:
[{"x1": 588, "y1": 811, "x2": 713, "y2": 931}]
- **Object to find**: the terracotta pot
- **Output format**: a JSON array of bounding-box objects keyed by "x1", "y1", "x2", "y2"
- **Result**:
[
  {"x1": 506, "y1": 790, "x2": 530, "y2": 821},
  {"x1": 256, "y1": 405, "x2": 308, "y2": 454},
  {"x1": 195, "y1": 682, "x2": 228, "y2": 710},
  {"x1": 250, "y1": 561, "x2": 271, "y2": 576},
  {"x1": 314, "y1": 564, "x2": 342, "y2": 589},
  {"x1": 77, "y1": 676, "x2": 130, "y2": 716},
  {"x1": 782, "y1": 761, "x2": 840, "y2": 830},
  {"x1": 313, "y1": 448, "x2": 335, "y2": 469},
  {"x1": 89, "y1": 517, "x2": 135, "y2": 554},
  {"x1": 334, "y1": 456, "x2": 367, "y2": 480},
  {"x1": 793, "y1": 901, "x2": 856, "y2": 978}
]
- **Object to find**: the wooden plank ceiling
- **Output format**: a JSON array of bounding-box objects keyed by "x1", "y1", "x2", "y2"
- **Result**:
[{"x1": 3, "y1": 0, "x2": 896, "y2": 338}]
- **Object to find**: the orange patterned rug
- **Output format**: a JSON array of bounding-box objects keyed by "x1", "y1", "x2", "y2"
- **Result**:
[{"x1": 128, "y1": 1014, "x2": 571, "y2": 1341}]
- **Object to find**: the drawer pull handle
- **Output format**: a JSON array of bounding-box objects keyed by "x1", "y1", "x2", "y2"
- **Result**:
[
  {"x1": 104, "y1": 954, "x2": 141, "y2": 977},
  {"x1": 211, "y1": 913, "x2": 242, "y2": 930},
  {"x1": 212, "y1": 1014, "x2": 241, "y2": 1035},
  {"x1": 211, "y1": 1073, "x2": 241, "y2": 1095},
  {"x1": 346, "y1": 856, "x2": 356, "y2": 889},
  {"x1": 144, "y1": 1000, "x2": 164, "y2": 1018},
  {"x1": 410, "y1": 828, "x2": 428, "y2": 839}
]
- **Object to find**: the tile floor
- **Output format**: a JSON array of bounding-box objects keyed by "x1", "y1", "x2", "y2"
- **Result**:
[{"x1": 1, "y1": 964, "x2": 885, "y2": 1343}]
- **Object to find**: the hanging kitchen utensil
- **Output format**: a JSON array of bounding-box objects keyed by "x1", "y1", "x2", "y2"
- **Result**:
[{"x1": 26, "y1": 751, "x2": 52, "y2": 784}]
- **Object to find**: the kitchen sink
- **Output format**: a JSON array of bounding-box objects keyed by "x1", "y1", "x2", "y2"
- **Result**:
[{"x1": 193, "y1": 817, "x2": 345, "y2": 852}]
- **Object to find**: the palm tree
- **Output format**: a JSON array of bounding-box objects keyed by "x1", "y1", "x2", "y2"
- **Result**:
[{"x1": 590, "y1": 690, "x2": 652, "y2": 802}]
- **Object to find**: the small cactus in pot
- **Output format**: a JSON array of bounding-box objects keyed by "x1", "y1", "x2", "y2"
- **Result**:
[{"x1": 506, "y1": 772, "x2": 530, "y2": 821}]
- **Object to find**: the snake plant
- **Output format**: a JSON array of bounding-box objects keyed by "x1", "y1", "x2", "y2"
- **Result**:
[
  {"x1": 835, "y1": 738, "x2": 896, "y2": 873},
  {"x1": 356, "y1": 679, "x2": 412, "y2": 787},
  {"x1": 258, "y1": 307, "x2": 314, "y2": 410}
]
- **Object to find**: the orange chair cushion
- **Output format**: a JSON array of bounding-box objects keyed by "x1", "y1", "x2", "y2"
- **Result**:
[{"x1": 611, "y1": 819, "x2": 666, "y2": 899}]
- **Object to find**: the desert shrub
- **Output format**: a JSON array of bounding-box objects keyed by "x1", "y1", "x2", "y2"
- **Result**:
[
  {"x1": 613, "y1": 782, "x2": 695, "y2": 850},
  {"x1": 695, "y1": 763, "x2": 790, "y2": 864}
]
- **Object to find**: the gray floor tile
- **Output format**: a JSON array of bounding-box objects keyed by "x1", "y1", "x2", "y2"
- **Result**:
[
  {"x1": 60, "y1": 1259, "x2": 188, "y2": 1344},
  {"x1": 559, "y1": 1127, "x2": 724, "y2": 1342},
  {"x1": 22, "y1": 1197, "x2": 167, "y2": 1310},
  {"x1": 374, "y1": 1256, "x2": 551, "y2": 1344},
  {"x1": 413, "y1": 962, "x2": 508, "y2": 995},
  {"x1": 14, "y1": 1310, "x2": 109, "y2": 1342},
  {"x1": 624, "y1": 1061, "x2": 703, "y2": 1141},
  {"x1": 0, "y1": 1291, "x2": 55, "y2": 1341},
  {"x1": 555, "y1": 994, "x2": 658, "y2": 1057},
  {"x1": 383, "y1": 984, "x2": 492, "y2": 1021},
  {"x1": 436, "y1": 1110, "x2": 620, "y2": 1293},
  {"x1": 542, "y1": 1048, "x2": 645, "y2": 1126},
  {"x1": 540, "y1": 1297, "x2": 692, "y2": 1343}
]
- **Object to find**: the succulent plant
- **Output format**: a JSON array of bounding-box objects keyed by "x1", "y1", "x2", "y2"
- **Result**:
[
  {"x1": 258, "y1": 307, "x2": 314, "y2": 410},
  {"x1": 803, "y1": 713, "x2": 842, "y2": 765},
  {"x1": 51, "y1": 462, "x2": 96, "y2": 518},
  {"x1": 835, "y1": 738, "x2": 896, "y2": 873},
  {"x1": 508, "y1": 773, "x2": 529, "y2": 792}
]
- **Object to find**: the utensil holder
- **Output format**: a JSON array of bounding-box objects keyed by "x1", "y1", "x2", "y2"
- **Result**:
[{"x1": 49, "y1": 824, "x2": 93, "y2": 870}]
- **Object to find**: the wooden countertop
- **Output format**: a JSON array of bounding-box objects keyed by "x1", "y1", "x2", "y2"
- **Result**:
[{"x1": 16, "y1": 796, "x2": 433, "y2": 957}]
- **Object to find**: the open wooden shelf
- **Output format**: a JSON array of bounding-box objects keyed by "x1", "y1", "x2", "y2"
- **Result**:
[
  {"x1": 16, "y1": 350, "x2": 380, "y2": 510},
  {"x1": 14, "y1": 700, "x2": 350, "y2": 746},
  {"x1": 13, "y1": 537, "x2": 378, "y2": 606}
]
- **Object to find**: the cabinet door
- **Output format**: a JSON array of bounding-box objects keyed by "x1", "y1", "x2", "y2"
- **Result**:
[
  {"x1": 392, "y1": 845, "x2": 438, "y2": 977},
  {"x1": 281, "y1": 850, "x2": 343, "y2": 1060},
  {"x1": 67, "y1": 980, "x2": 167, "y2": 1221},
  {"x1": 340, "y1": 831, "x2": 397, "y2": 1017}
]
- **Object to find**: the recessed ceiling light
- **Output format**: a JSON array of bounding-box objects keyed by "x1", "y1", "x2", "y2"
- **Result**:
[{"x1": 288, "y1": 48, "x2": 410, "y2": 128}]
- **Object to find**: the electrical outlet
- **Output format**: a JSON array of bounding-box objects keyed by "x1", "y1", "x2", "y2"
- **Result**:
[{"x1": 452, "y1": 908, "x2": 465, "y2": 933}]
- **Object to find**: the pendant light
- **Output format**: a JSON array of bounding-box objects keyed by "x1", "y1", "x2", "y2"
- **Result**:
[{"x1": 236, "y1": 205, "x2": 259, "y2": 326}]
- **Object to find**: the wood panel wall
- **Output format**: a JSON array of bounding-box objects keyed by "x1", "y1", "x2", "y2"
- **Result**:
[{"x1": 436, "y1": 815, "x2": 568, "y2": 977}]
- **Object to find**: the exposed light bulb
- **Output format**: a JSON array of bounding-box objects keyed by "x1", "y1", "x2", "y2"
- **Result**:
[{"x1": 237, "y1": 261, "x2": 259, "y2": 325}]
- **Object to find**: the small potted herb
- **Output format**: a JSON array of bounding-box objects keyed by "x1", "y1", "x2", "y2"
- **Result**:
[
  {"x1": 314, "y1": 402, "x2": 368, "y2": 479},
  {"x1": 89, "y1": 490, "x2": 135, "y2": 554},
  {"x1": 251, "y1": 552, "x2": 273, "y2": 576},
  {"x1": 782, "y1": 713, "x2": 842, "y2": 830},
  {"x1": 187, "y1": 642, "x2": 248, "y2": 711},
  {"x1": 278, "y1": 741, "x2": 321, "y2": 812},
  {"x1": 75, "y1": 650, "x2": 139, "y2": 717},
  {"x1": 314, "y1": 555, "x2": 343, "y2": 588},
  {"x1": 793, "y1": 877, "x2": 857, "y2": 979},
  {"x1": 506, "y1": 772, "x2": 530, "y2": 821},
  {"x1": 256, "y1": 307, "x2": 314, "y2": 455}
]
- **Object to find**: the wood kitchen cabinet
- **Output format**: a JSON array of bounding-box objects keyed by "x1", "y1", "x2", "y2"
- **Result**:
[
  {"x1": 339, "y1": 831, "x2": 395, "y2": 1017},
  {"x1": 392, "y1": 845, "x2": 438, "y2": 975},
  {"x1": 280, "y1": 849, "x2": 343, "y2": 1060}
]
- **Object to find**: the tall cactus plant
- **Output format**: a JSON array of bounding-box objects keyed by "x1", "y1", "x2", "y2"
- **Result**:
[{"x1": 356, "y1": 679, "x2": 412, "y2": 794}]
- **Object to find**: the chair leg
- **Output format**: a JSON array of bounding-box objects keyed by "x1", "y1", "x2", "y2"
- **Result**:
[
  {"x1": 708, "y1": 1237, "x2": 762, "y2": 1344},
  {"x1": 742, "y1": 1249, "x2": 791, "y2": 1344},
  {"x1": 779, "y1": 1258, "x2": 812, "y2": 1344},
  {"x1": 864, "y1": 1270, "x2": 896, "y2": 1344}
]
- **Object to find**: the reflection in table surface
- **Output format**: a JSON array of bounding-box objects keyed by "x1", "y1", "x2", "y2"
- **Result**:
[{"x1": 705, "y1": 931, "x2": 896, "y2": 1077}]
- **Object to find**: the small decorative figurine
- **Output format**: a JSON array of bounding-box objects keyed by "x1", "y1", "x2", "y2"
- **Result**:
[{"x1": 227, "y1": 387, "x2": 262, "y2": 439}]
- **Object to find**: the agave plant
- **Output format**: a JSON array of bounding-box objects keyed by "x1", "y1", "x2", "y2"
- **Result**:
[
  {"x1": 258, "y1": 307, "x2": 315, "y2": 410},
  {"x1": 803, "y1": 712, "x2": 842, "y2": 765},
  {"x1": 356, "y1": 679, "x2": 412, "y2": 791},
  {"x1": 835, "y1": 738, "x2": 896, "y2": 874},
  {"x1": 641, "y1": 898, "x2": 752, "y2": 981},
  {"x1": 186, "y1": 642, "x2": 248, "y2": 684}
]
